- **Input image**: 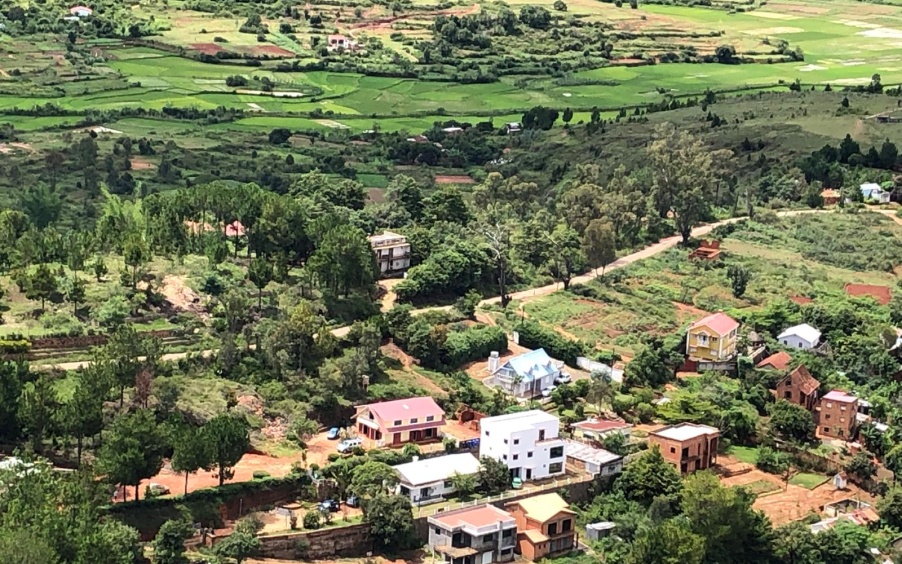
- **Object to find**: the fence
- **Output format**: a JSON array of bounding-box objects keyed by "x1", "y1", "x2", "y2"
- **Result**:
[{"x1": 575, "y1": 357, "x2": 623, "y2": 383}]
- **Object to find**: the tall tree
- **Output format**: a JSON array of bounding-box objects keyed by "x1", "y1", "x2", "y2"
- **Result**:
[
  {"x1": 647, "y1": 124, "x2": 733, "y2": 243},
  {"x1": 60, "y1": 369, "x2": 107, "y2": 466},
  {"x1": 151, "y1": 517, "x2": 193, "y2": 564},
  {"x1": 616, "y1": 446, "x2": 682, "y2": 506},
  {"x1": 582, "y1": 219, "x2": 617, "y2": 276},
  {"x1": 170, "y1": 426, "x2": 212, "y2": 495},
  {"x1": 97, "y1": 410, "x2": 166, "y2": 501},
  {"x1": 545, "y1": 223, "x2": 585, "y2": 290},
  {"x1": 767, "y1": 400, "x2": 815, "y2": 442},
  {"x1": 25, "y1": 263, "x2": 58, "y2": 312},
  {"x1": 247, "y1": 256, "x2": 273, "y2": 308},
  {"x1": 203, "y1": 414, "x2": 250, "y2": 487},
  {"x1": 307, "y1": 224, "x2": 376, "y2": 297},
  {"x1": 18, "y1": 374, "x2": 57, "y2": 454},
  {"x1": 0, "y1": 361, "x2": 23, "y2": 442},
  {"x1": 122, "y1": 234, "x2": 150, "y2": 289},
  {"x1": 627, "y1": 517, "x2": 704, "y2": 564}
]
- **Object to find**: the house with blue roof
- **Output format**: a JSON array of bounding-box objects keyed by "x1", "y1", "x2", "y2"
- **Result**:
[{"x1": 487, "y1": 348, "x2": 563, "y2": 398}]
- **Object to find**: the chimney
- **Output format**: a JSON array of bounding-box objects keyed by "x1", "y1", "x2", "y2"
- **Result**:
[{"x1": 488, "y1": 351, "x2": 500, "y2": 373}]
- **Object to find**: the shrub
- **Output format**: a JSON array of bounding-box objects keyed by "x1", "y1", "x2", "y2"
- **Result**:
[
  {"x1": 95, "y1": 295, "x2": 130, "y2": 328},
  {"x1": 442, "y1": 325, "x2": 507, "y2": 368},
  {"x1": 515, "y1": 320, "x2": 585, "y2": 366},
  {"x1": 252, "y1": 471, "x2": 271, "y2": 480},
  {"x1": 756, "y1": 446, "x2": 789, "y2": 474},
  {"x1": 303, "y1": 510, "x2": 321, "y2": 530}
]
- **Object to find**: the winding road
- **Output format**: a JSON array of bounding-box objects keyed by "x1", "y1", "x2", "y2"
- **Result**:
[{"x1": 35, "y1": 209, "x2": 834, "y2": 371}]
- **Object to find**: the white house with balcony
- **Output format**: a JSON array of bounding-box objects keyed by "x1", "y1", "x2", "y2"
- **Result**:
[
  {"x1": 479, "y1": 410, "x2": 566, "y2": 482},
  {"x1": 393, "y1": 453, "x2": 481, "y2": 506},
  {"x1": 367, "y1": 231, "x2": 411, "y2": 275},
  {"x1": 488, "y1": 349, "x2": 562, "y2": 399}
]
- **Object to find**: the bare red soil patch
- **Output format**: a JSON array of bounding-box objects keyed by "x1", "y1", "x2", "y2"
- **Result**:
[
  {"x1": 191, "y1": 43, "x2": 225, "y2": 55},
  {"x1": 130, "y1": 157, "x2": 155, "y2": 170},
  {"x1": 435, "y1": 174, "x2": 476, "y2": 184}
]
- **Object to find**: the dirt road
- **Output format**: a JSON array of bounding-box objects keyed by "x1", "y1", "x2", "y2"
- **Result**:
[{"x1": 33, "y1": 210, "x2": 829, "y2": 372}]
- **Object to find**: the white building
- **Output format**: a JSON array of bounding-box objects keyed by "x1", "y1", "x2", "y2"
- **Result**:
[
  {"x1": 564, "y1": 440, "x2": 623, "y2": 478},
  {"x1": 479, "y1": 410, "x2": 566, "y2": 481},
  {"x1": 393, "y1": 453, "x2": 481, "y2": 506},
  {"x1": 777, "y1": 323, "x2": 822, "y2": 350},
  {"x1": 860, "y1": 182, "x2": 891, "y2": 204},
  {"x1": 367, "y1": 231, "x2": 411, "y2": 275},
  {"x1": 488, "y1": 349, "x2": 561, "y2": 399}
]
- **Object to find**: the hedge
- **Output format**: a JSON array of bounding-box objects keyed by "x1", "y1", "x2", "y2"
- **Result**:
[
  {"x1": 442, "y1": 325, "x2": 508, "y2": 368},
  {"x1": 515, "y1": 320, "x2": 585, "y2": 366}
]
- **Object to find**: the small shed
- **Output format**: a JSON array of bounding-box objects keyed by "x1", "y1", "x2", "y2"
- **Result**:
[{"x1": 586, "y1": 522, "x2": 616, "y2": 541}]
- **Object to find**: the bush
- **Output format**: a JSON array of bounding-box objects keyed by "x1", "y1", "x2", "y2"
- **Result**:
[
  {"x1": 515, "y1": 320, "x2": 585, "y2": 366},
  {"x1": 252, "y1": 471, "x2": 271, "y2": 480},
  {"x1": 95, "y1": 295, "x2": 131, "y2": 328},
  {"x1": 756, "y1": 446, "x2": 789, "y2": 474},
  {"x1": 442, "y1": 325, "x2": 507, "y2": 368},
  {"x1": 303, "y1": 510, "x2": 321, "y2": 530}
]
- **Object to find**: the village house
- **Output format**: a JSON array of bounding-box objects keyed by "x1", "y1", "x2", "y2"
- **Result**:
[
  {"x1": 686, "y1": 312, "x2": 739, "y2": 362},
  {"x1": 820, "y1": 189, "x2": 841, "y2": 206},
  {"x1": 505, "y1": 493, "x2": 577, "y2": 560},
  {"x1": 480, "y1": 410, "x2": 566, "y2": 482},
  {"x1": 648, "y1": 423, "x2": 720, "y2": 474},
  {"x1": 778, "y1": 323, "x2": 822, "y2": 350},
  {"x1": 564, "y1": 439, "x2": 623, "y2": 478},
  {"x1": 776, "y1": 365, "x2": 821, "y2": 411},
  {"x1": 860, "y1": 182, "x2": 892, "y2": 204},
  {"x1": 818, "y1": 390, "x2": 858, "y2": 440},
  {"x1": 845, "y1": 283, "x2": 892, "y2": 305},
  {"x1": 502, "y1": 122, "x2": 521, "y2": 135},
  {"x1": 756, "y1": 350, "x2": 793, "y2": 371},
  {"x1": 810, "y1": 499, "x2": 879, "y2": 533},
  {"x1": 428, "y1": 504, "x2": 518, "y2": 564},
  {"x1": 393, "y1": 453, "x2": 481, "y2": 506},
  {"x1": 488, "y1": 349, "x2": 562, "y2": 399},
  {"x1": 69, "y1": 5, "x2": 93, "y2": 17},
  {"x1": 355, "y1": 396, "x2": 445, "y2": 446},
  {"x1": 688, "y1": 239, "x2": 722, "y2": 261},
  {"x1": 571, "y1": 419, "x2": 632, "y2": 442},
  {"x1": 367, "y1": 231, "x2": 411, "y2": 275},
  {"x1": 327, "y1": 34, "x2": 359, "y2": 51}
]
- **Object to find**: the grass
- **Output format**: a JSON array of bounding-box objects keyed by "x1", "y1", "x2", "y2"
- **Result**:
[
  {"x1": 739, "y1": 479, "x2": 781, "y2": 497},
  {"x1": 789, "y1": 472, "x2": 830, "y2": 489},
  {"x1": 727, "y1": 446, "x2": 760, "y2": 465}
]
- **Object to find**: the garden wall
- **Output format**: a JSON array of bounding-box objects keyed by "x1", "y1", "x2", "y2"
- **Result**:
[{"x1": 259, "y1": 523, "x2": 373, "y2": 560}]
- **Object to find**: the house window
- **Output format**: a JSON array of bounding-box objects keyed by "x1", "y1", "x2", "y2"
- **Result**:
[
  {"x1": 670, "y1": 447, "x2": 676, "y2": 454},
  {"x1": 513, "y1": 454, "x2": 519, "y2": 461},
  {"x1": 502, "y1": 529, "x2": 513, "y2": 538},
  {"x1": 550, "y1": 446, "x2": 564, "y2": 459},
  {"x1": 444, "y1": 480, "x2": 453, "y2": 488},
  {"x1": 840, "y1": 417, "x2": 845, "y2": 423},
  {"x1": 840, "y1": 406, "x2": 846, "y2": 411},
  {"x1": 539, "y1": 430, "x2": 546, "y2": 441},
  {"x1": 783, "y1": 391, "x2": 792, "y2": 399},
  {"x1": 514, "y1": 439, "x2": 520, "y2": 445},
  {"x1": 562, "y1": 519, "x2": 572, "y2": 532},
  {"x1": 503, "y1": 455, "x2": 507, "y2": 460},
  {"x1": 698, "y1": 334, "x2": 708, "y2": 345},
  {"x1": 838, "y1": 430, "x2": 844, "y2": 437},
  {"x1": 394, "y1": 420, "x2": 402, "y2": 426},
  {"x1": 504, "y1": 439, "x2": 509, "y2": 444},
  {"x1": 410, "y1": 418, "x2": 418, "y2": 424},
  {"x1": 825, "y1": 414, "x2": 831, "y2": 420},
  {"x1": 426, "y1": 415, "x2": 434, "y2": 422},
  {"x1": 434, "y1": 527, "x2": 441, "y2": 534},
  {"x1": 826, "y1": 403, "x2": 833, "y2": 408},
  {"x1": 823, "y1": 427, "x2": 829, "y2": 433},
  {"x1": 486, "y1": 431, "x2": 490, "y2": 437},
  {"x1": 527, "y1": 451, "x2": 533, "y2": 458},
  {"x1": 549, "y1": 462, "x2": 563, "y2": 473},
  {"x1": 483, "y1": 534, "x2": 493, "y2": 543},
  {"x1": 548, "y1": 523, "x2": 558, "y2": 536}
]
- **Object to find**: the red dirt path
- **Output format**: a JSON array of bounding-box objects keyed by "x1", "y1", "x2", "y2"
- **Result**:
[{"x1": 434, "y1": 175, "x2": 475, "y2": 184}]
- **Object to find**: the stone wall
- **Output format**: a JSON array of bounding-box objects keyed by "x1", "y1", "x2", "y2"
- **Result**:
[{"x1": 259, "y1": 523, "x2": 373, "y2": 560}]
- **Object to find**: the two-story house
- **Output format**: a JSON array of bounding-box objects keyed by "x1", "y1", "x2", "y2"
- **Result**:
[
  {"x1": 394, "y1": 453, "x2": 481, "y2": 506},
  {"x1": 367, "y1": 231, "x2": 411, "y2": 275},
  {"x1": 776, "y1": 365, "x2": 821, "y2": 412},
  {"x1": 488, "y1": 349, "x2": 562, "y2": 399},
  {"x1": 818, "y1": 390, "x2": 858, "y2": 440},
  {"x1": 505, "y1": 493, "x2": 577, "y2": 560},
  {"x1": 686, "y1": 312, "x2": 739, "y2": 362},
  {"x1": 479, "y1": 410, "x2": 566, "y2": 482},
  {"x1": 355, "y1": 397, "x2": 445, "y2": 446},
  {"x1": 428, "y1": 504, "x2": 517, "y2": 564},
  {"x1": 648, "y1": 422, "x2": 720, "y2": 474}
]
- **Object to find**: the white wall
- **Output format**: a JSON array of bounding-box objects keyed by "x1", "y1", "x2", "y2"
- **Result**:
[
  {"x1": 781, "y1": 335, "x2": 816, "y2": 350},
  {"x1": 401, "y1": 479, "x2": 457, "y2": 505},
  {"x1": 480, "y1": 418, "x2": 566, "y2": 481}
]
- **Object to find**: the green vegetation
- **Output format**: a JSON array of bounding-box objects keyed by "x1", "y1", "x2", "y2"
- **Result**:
[
  {"x1": 788, "y1": 472, "x2": 831, "y2": 490},
  {"x1": 727, "y1": 445, "x2": 760, "y2": 465}
]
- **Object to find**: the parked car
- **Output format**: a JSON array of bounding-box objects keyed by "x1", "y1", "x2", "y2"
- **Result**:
[
  {"x1": 319, "y1": 499, "x2": 340, "y2": 513},
  {"x1": 326, "y1": 427, "x2": 341, "y2": 440},
  {"x1": 555, "y1": 373, "x2": 572, "y2": 385},
  {"x1": 541, "y1": 386, "x2": 557, "y2": 398},
  {"x1": 511, "y1": 477, "x2": 523, "y2": 490},
  {"x1": 345, "y1": 495, "x2": 360, "y2": 508},
  {"x1": 337, "y1": 437, "x2": 363, "y2": 453}
]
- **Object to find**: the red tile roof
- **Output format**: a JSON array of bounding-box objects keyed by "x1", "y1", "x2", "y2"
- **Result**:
[
  {"x1": 790, "y1": 296, "x2": 814, "y2": 305},
  {"x1": 822, "y1": 390, "x2": 857, "y2": 403},
  {"x1": 782, "y1": 364, "x2": 820, "y2": 396},
  {"x1": 432, "y1": 505, "x2": 513, "y2": 529},
  {"x1": 572, "y1": 419, "x2": 631, "y2": 433},
  {"x1": 690, "y1": 312, "x2": 739, "y2": 335},
  {"x1": 845, "y1": 283, "x2": 891, "y2": 305},
  {"x1": 757, "y1": 351, "x2": 793, "y2": 371}
]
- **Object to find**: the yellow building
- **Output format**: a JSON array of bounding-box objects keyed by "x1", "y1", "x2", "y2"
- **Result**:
[{"x1": 686, "y1": 312, "x2": 739, "y2": 362}]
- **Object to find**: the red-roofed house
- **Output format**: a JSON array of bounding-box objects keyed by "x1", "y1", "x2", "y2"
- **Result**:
[
  {"x1": 776, "y1": 365, "x2": 821, "y2": 411},
  {"x1": 845, "y1": 283, "x2": 891, "y2": 305},
  {"x1": 818, "y1": 390, "x2": 858, "y2": 440},
  {"x1": 571, "y1": 419, "x2": 632, "y2": 442},
  {"x1": 428, "y1": 504, "x2": 517, "y2": 563},
  {"x1": 355, "y1": 397, "x2": 445, "y2": 446},
  {"x1": 686, "y1": 312, "x2": 740, "y2": 362},
  {"x1": 70, "y1": 5, "x2": 93, "y2": 17},
  {"x1": 757, "y1": 351, "x2": 793, "y2": 371}
]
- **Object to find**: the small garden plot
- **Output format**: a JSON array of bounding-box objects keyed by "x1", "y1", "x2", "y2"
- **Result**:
[
  {"x1": 739, "y1": 479, "x2": 781, "y2": 497},
  {"x1": 727, "y1": 446, "x2": 760, "y2": 465},
  {"x1": 788, "y1": 472, "x2": 830, "y2": 489}
]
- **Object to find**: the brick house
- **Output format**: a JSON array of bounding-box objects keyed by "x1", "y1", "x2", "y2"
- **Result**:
[
  {"x1": 776, "y1": 365, "x2": 821, "y2": 411},
  {"x1": 648, "y1": 423, "x2": 720, "y2": 474},
  {"x1": 355, "y1": 397, "x2": 445, "y2": 446},
  {"x1": 505, "y1": 493, "x2": 577, "y2": 561},
  {"x1": 818, "y1": 390, "x2": 858, "y2": 440}
]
